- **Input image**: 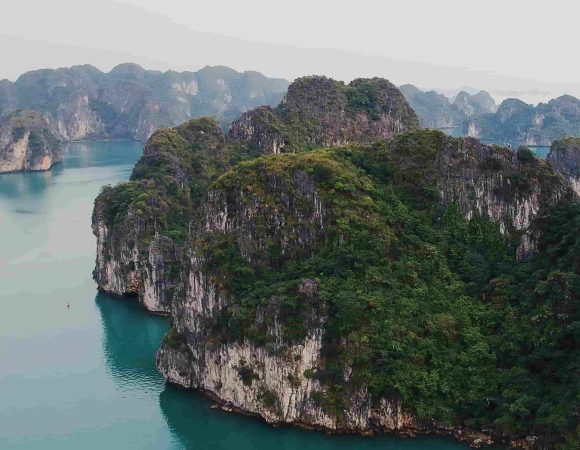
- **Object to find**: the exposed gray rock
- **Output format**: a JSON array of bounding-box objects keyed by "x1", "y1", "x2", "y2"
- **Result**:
[
  {"x1": 229, "y1": 76, "x2": 419, "y2": 154},
  {"x1": 0, "y1": 64, "x2": 289, "y2": 141},
  {"x1": 0, "y1": 110, "x2": 62, "y2": 173}
]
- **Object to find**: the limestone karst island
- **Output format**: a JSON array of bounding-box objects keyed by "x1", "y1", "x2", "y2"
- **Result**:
[{"x1": 0, "y1": 1, "x2": 578, "y2": 450}]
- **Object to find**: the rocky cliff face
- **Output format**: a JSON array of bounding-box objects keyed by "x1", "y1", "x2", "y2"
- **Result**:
[
  {"x1": 466, "y1": 95, "x2": 580, "y2": 146},
  {"x1": 0, "y1": 64, "x2": 289, "y2": 141},
  {"x1": 229, "y1": 77, "x2": 419, "y2": 154},
  {"x1": 0, "y1": 110, "x2": 62, "y2": 173},
  {"x1": 92, "y1": 219, "x2": 178, "y2": 314},
  {"x1": 93, "y1": 75, "x2": 417, "y2": 312},
  {"x1": 153, "y1": 133, "x2": 573, "y2": 448},
  {"x1": 383, "y1": 133, "x2": 572, "y2": 258},
  {"x1": 93, "y1": 79, "x2": 578, "y2": 449},
  {"x1": 548, "y1": 137, "x2": 580, "y2": 197},
  {"x1": 92, "y1": 117, "x2": 229, "y2": 313}
]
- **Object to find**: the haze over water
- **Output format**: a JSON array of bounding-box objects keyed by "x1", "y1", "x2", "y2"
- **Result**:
[{"x1": 0, "y1": 141, "x2": 468, "y2": 449}]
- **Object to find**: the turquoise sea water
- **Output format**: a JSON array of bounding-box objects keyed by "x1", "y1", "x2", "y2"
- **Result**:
[
  {"x1": 0, "y1": 141, "x2": 469, "y2": 449},
  {"x1": 528, "y1": 146, "x2": 550, "y2": 159}
]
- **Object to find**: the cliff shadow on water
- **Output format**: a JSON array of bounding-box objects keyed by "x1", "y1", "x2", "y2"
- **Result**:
[
  {"x1": 159, "y1": 384, "x2": 470, "y2": 450},
  {"x1": 95, "y1": 292, "x2": 168, "y2": 389},
  {"x1": 96, "y1": 291, "x2": 470, "y2": 450}
]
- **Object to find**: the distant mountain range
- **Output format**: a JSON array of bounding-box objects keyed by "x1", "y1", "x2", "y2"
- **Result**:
[
  {"x1": 3, "y1": 62, "x2": 580, "y2": 148},
  {"x1": 0, "y1": 64, "x2": 289, "y2": 141},
  {"x1": 401, "y1": 84, "x2": 580, "y2": 146},
  {"x1": 465, "y1": 95, "x2": 580, "y2": 146},
  {"x1": 400, "y1": 85, "x2": 497, "y2": 129}
]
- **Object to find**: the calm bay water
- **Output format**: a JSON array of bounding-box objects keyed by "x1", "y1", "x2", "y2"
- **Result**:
[
  {"x1": 438, "y1": 128, "x2": 551, "y2": 160},
  {"x1": 528, "y1": 146, "x2": 550, "y2": 159},
  {"x1": 0, "y1": 141, "x2": 468, "y2": 449}
]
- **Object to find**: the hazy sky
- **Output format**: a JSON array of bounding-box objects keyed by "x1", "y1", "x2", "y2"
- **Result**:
[{"x1": 1, "y1": 0, "x2": 579, "y2": 102}]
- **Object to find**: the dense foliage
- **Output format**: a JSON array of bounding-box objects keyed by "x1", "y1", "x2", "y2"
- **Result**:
[
  {"x1": 94, "y1": 118, "x2": 227, "y2": 242},
  {"x1": 231, "y1": 76, "x2": 419, "y2": 154},
  {"x1": 95, "y1": 105, "x2": 578, "y2": 447},
  {"x1": 199, "y1": 138, "x2": 578, "y2": 446}
]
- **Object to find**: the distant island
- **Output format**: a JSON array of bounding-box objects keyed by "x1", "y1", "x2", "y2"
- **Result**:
[
  {"x1": 465, "y1": 95, "x2": 580, "y2": 146},
  {"x1": 0, "y1": 63, "x2": 289, "y2": 141},
  {"x1": 401, "y1": 85, "x2": 580, "y2": 146},
  {"x1": 399, "y1": 84, "x2": 496, "y2": 129},
  {"x1": 0, "y1": 110, "x2": 62, "y2": 173}
]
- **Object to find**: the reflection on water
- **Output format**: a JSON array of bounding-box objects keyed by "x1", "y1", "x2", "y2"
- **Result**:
[
  {"x1": 158, "y1": 384, "x2": 468, "y2": 450},
  {"x1": 96, "y1": 292, "x2": 168, "y2": 392},
  {"x1": 95, "y1": 289, "x2": 469, "y2": 450},
  {"x1": 0, "y1": 165, "x2": 61, "y2": 202}
]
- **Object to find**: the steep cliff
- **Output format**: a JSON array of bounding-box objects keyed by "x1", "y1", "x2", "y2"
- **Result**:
[
  {"x1": 0, "y1": 64, "x2": 289, "y2": 141},
  {"x1": 93, "y1": 79, "x2": 578, "y2": 448},
  {"x1": 381, "y1": 133, "x2": 571, "y2": 258},
  {"x1": 0, "y1": 110, "x2": 62, "y2": 173},
  {"x1": 154, "y1": 132, "x2": 575, "y2": 450},
  {"x1": 229, "y1": 77, "x2": 419, "y2": 154},
  {"x1": 92, "y1": 118, "x2": 228, "y2": 312},
  {"x1": 466, "y1": 95, "x2": 580, "y2": 146},
  {"x1": 548, "y1": 137, "x2": 580, "y2": 196},
  {"x1": 92, "y1": 75, "x2": 418, "y2": 310}
]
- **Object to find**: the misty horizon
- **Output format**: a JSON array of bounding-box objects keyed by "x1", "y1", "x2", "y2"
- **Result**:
[{"x1": 1, "y1": 0, "x2": 580, "y2": 105}]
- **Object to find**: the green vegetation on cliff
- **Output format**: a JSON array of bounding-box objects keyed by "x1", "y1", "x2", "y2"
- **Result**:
[
  {"x1": 95, "y1": 117, "x2": 227, "y2": 242},
  {"x1": 228, "y1": 76, "x2": 419, "y2": 154},
  {"x1": 198, "y1": 131, "x2": 578, "y2": 445},
  {"x1": 93, "y1": 78, "x2": 578, "y2": 448}
]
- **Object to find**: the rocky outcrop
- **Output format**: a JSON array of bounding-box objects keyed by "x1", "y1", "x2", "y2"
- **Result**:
[
  {"x1": 156, "y1": 161, "x2": 424, "y2": 435},
  {"x1": 154, "y1": 131, "x2": 570, "y2": 448},
  {"x1": 466, "y1": 95, "x2": 580, "y2": 146},
  {"x1": 92, "y1": 217, "x2": 177, "y2": 314},
  {"x1": 92, "y1": 75, "x2": 418, "y2": 312},
  {"x1": 548, "y1": 137, "x2": 580, "y2": 197},
  {"x1": 0, "y1": 110, "x2": 62, "y2": 173},
  {"x1": 92, "y1": 117, "x2": 229, "y2": 313},
  {"x1": 229, "y1": 76, "x2": 419, "y2": 154},
  {"x1": 0, "y1": 63, "x2": 288, "y2": 141},
  {"x1": 93, "y1": 79, "x2": 577, "y2": 449},
  {"x1": 384, "y1": 133, "x2": 573, "y2": 258}
]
